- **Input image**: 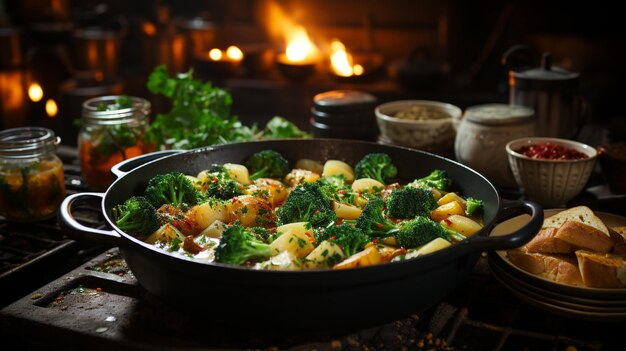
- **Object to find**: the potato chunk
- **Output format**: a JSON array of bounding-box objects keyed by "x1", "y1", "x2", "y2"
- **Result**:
[
  {"x1": 305, "y1": 241, "x2": 346, "y2": 267},
  {"x1": 440, "y1": 214, "x2": 482, "y2": 237},
  {"x1": 430, "y1": 201, "x2": 465, "y2": 222},
  {"x1": 352, "y1": 178, "x2": 384, "y2": 194},
  {"x1": 226, "y1": 195, "x2": 276, "y2": 227},
  {"x1": 322, "y1": 160, "x2": 354, "y2": 182},
  {"x1": 332, "y1": 201, "x2": 362, "y2": 220},
  {"x1": 270, "y1": 222, "x2": 315, "y2": 258},
  {"x1": 223, "y1": 163, "x2": 251, "y2": 185},
  {"x1": 192, "y1": 201, "x2": 228, "y2": 229},
  {"x1": 333, "y1": 245, "x2": 381, "y2": 269}
]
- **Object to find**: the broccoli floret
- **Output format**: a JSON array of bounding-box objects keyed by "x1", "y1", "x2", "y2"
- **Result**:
[
  {"x1": 409, "y1": 169, "x2": 452, "y2": 192},
  {"x1": 249, "y1": 226, "x2": 275, "y2": 243},
  {"x1": 355, "y1": 198, "x2": 398, "y2": 238},
  {"x1": 245, "y1": 150, "x2": 290, "y2": 180},
  {"x1": 385, "y1": 187, "x2": 437, "y2": 219},
  {"x1": 203, "y1": 164, "x2": 243, "y2": 200},
  {"x1": 112, "y1": 196, "x2": 160, "y2": 237},
  {"x1": 465, "y1": 197, "x2": 483, "y2": 216},
  {"x1": 395, "y1": 216, "x2": 466, "y2": 248},
  {"x1": 354, "y1": 153, "x2": 398, "y2": 184},
  {"x1": 276, "y1": 182, "x2": 337, "y2": 227},
  {"x1": 318, "y1": 174, "x2": 357, "y2": 205},
  {"x1": 144, "y1": 172, "x2": 205, "y2": 208},
  {"x1": 395, "y1": 216, "x2": 447, "y2": 248},
  {"x1": 314, "y1": 224, "x2": 369, "y2": 257},
  {"x1": 214, "y1": 224, "x2": 272, "y2": 265}
]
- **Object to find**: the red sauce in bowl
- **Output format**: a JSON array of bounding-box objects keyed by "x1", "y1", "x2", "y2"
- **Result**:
[{"x1": 515, "y1": 142, "x2": 589, "y2": 160}]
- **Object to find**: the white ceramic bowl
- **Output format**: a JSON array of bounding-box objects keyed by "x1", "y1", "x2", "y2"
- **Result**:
[
  {"x1": 506, "y1": 137, "x2": 597, "y2": 207},
  {"x1": 375, "y1": 100, "x2": 462, "y2": 150}
]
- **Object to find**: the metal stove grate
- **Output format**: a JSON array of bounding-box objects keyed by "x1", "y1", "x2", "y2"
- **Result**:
[{"x1": 1, "y1": 250, "x2": 620, "y2": 351}]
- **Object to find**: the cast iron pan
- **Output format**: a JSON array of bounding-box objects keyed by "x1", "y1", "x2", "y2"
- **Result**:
[{"x1": 59, "y1": 139, "x2": 542, "y2": 330}]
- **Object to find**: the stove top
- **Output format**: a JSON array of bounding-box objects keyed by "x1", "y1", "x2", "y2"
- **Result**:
[{"x1": 1, "y1": 248, "x2": 621, "y2": 351}]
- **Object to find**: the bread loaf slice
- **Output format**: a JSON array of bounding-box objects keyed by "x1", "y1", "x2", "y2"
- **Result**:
[
  {"x1": 555, "y1": 221, "x2": 614, "y2": 253},
  {"x1": 609, "y1": 228, "x2": 626, "y2": 258},
  {"x1": 576, "y1": 250, "x2": 626, "y2": 288},
  {"x1": 524, "y1": 227, "x2": 572, "y2": 254},
  {"x1": 543, "y1": 206, "x2": 609, "y2": 235},
  {"x1": 506, "y1": 249, "x2": 583, "y2": 286}
]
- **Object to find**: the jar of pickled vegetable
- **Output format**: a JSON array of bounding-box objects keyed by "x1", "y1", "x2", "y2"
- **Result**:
[
  {"x1": 0, "y1": 127, "x2": 66, "y2": 221},
  {"x1": 78, "y1": 95, "x2": 153, "y2": 190}
]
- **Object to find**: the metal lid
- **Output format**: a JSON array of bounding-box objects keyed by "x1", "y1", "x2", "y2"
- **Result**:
[
  {"x1": 465, "y1": 104, "x2": 535, "y2": 126},
  {"x1": 0, "y1": 127, "x2": 60, "y2": 158},
  {"x1": 511, "y1": 53, "x2": 579, "y2": 90},
  {"x1": 313, "y1": 90, "x2": 377, "y2": 114},
  {"x1": 82, "y1": 95, "x2": 151, "y2": 125}
]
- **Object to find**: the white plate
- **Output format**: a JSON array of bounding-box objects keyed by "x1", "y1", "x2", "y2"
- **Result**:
[{"x1": 488, "y1": 209, "x2": 626, "y2": 300}]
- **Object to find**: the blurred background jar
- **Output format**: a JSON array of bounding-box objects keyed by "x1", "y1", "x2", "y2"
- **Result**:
[
  {"x1": 78, "y1": 95, "x2": 152, "y2": 190},
  {"x1": 0, "y1": 127, "x2": 66, "y2": 221},
  {"x1": 454, "y1": 104, "x2": 535, "y2": 188}
]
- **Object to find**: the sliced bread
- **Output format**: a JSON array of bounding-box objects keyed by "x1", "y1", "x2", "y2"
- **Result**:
[
  {"x1": 555, "y1": 221, "x2": 614, "y2": 253},
  {"x1": 506, "y1": 248, "x2": 583, "y2": 286},
  {"x1": 524, "y1": 227, "x2": 572, "y2": 254},
  {"x1": 543, "y1": 206, "x2": 609, "y2": 235},
  {"x1": 576, "y1": 250, "x2": 626, "y2": 288}
]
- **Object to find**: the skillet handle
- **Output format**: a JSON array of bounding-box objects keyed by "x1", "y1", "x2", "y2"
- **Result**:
[
  {"x1": 110, "y1": 149, "x2": 183, "y2": 179},
  {"x1": 58, "y1": 192, "x2": 123, "y2": 246},
  {"x1": 456, "y1": 199, "x2": 543, "y2": 255}
]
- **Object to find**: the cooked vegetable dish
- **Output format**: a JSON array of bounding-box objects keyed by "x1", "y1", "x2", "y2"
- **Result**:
[{"x1": 112, "y1": 151, "x2": 484, "y2": 269}]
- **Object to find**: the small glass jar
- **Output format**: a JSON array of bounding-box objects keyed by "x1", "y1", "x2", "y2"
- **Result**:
[
  {"x1": 0, "y1": 127, "x2": 66, "y2": 221},
  {"x1": 78, "y1": 95, "x2": 153, "y2": 190}
]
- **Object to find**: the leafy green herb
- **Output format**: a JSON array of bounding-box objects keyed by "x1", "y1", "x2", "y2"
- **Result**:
[
  {"x1": 260, "y1": 116, "x2": 310, "y2": 139},
  {"x1": 145, "y1": 65, "x2": 309, "y2": 149},
  {"x1": 168, "y1": 237, "x2": 182, "y2": 252}
]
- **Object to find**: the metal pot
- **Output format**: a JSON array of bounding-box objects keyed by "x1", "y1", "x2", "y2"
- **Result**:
[
  {"x1": 504, "y1": 46, "x2": 586, "y2": 139},
  {"x1": 59, "y1": 139, "x2": 542, "y2": 330}
]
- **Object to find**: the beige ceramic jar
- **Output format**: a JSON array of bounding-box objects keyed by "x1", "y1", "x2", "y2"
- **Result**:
[{"x1": 454, "y1": 104, "x2": 535, "y2": 188}]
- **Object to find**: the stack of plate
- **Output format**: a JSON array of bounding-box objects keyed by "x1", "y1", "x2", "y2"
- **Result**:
[{"x1": 487, "y1": 210, "x2": 626, "y2": 321}]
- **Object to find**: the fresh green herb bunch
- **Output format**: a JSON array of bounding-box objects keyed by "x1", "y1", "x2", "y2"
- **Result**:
[{"x1": 146, "y1": 66, "x2": 309, "y2": 149}]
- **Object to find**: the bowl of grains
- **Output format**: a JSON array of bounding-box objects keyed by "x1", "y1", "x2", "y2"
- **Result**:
[{"x1": 375, "y1": 100, "x2": 462, "y2": 152}]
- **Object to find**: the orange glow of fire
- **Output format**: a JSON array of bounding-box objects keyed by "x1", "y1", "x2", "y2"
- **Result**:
[
  {"x1": 285, "y1": 27, "x2": 317, "y2": 63},
  {"x1": 45, "y1": 99, "x2": 58, "y2": 118},
  {"x1": 262, "y1": 0, "x2": 318, "y2": 63},
  {"x1": 208, "y1": 46, "x2": 244, "y2": 62},
  {"x1": 209, "y1": 48, "x2": 223, "y2": 61},
  {"x1": 226, "y1": 46, "x2": 244, "y2": 61},
  {"x1": 28, "y1": 82, "x2": 43, "y2": 102},
  {"x1": 330, "y1": 39, "x2": 364, "y2": 77}
]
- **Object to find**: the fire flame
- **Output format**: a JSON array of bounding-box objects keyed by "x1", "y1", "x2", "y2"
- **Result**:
[
  {"x1": 285, "y1": 27, "x2": 317, "y2": 63},
  {"x1": 262, "y1": 0, "x2": 317, "y2": 63},
  {"x1": 28, "y1": 82, "x2": 43, "y2": 102},
  {"x1": 45, "y1": 99, "x2": 58, "y2": 118},
  {"x1": 330, "y1": 39, "x2": 364, "y2": 77}
]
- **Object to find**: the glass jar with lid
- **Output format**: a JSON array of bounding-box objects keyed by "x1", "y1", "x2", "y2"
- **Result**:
[
  {"x1": 0, "y1": 127, "x2": 66, "y2": 221},
  {"x1": 78, "y1": 95, "x2": 153, "y2": 190}
]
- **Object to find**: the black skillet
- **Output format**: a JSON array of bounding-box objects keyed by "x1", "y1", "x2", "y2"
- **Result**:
[{"x1": 59, "y1": 139, "x2": 542, "y2": 330}]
